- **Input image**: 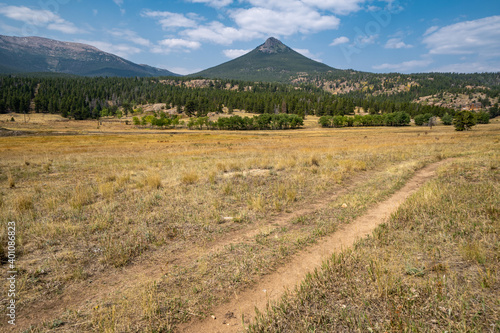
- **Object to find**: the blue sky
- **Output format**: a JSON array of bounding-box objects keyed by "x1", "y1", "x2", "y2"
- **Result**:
[{"x1": 0, "y1": 0, "x2": 499, "y2": 75}]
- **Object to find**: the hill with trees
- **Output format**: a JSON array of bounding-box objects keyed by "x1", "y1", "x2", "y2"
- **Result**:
[
  {"x1": 0, "y1": 35, "x2": 179, "y2": 77},
  {"x1": 191, "y1": 37, "x2": 337, "y2": 82}
]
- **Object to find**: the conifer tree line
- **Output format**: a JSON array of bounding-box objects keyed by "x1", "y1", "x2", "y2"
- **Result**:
[
  {"x1": 1, "y1": 75, "x2": 495, "y2": 121},
  {"x1": 312, "y1": 72, "x2": 500, "y2": 103}
]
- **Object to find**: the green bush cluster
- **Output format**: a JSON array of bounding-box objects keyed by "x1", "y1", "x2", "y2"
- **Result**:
[
  {"x1": 132, "y1": 114, "x2": 182, "y2": 128},
  {"x1": 451, "y1": 110, "x2": 490, "y2": 131},
  {"x1": 414, "y1": 113, "x2": 434, "y2": 126},
  {"x1": 318, "y1": 112, "x2": 411, "y2": 128},
  {"x1": 188, "y1": 113, "x2": 304, "y2": 130}
]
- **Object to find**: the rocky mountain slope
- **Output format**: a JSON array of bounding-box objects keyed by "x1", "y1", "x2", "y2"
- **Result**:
[{"x1": 0, "y1": 35, "x2": 178, "y2": 77}]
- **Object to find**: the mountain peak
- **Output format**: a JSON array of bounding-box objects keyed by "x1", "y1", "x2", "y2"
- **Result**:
[
  {"x1": 258, "y1": 37, "x2": 289, "y2": 54},
  {"x1": 191, "y1": 36, "x2": 335, "y2": 82},
  {"x1": 0, "y1": 34, "x2": 178, "y2": 77}
]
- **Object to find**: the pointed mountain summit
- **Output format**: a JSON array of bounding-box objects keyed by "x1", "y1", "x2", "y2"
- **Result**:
[
  {"x1": 191, "y1": 37, "x2": 336, "y2": 82},
  {"x1": 258, "y1": 37, "x2": 289, "y2": 54},
  {"x1": 0, "y1": 35, "x2": 179, "y2": 77}
]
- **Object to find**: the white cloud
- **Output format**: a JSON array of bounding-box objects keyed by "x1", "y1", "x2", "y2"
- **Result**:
[
  {"x1": 430, "y1": 61, "x2": 500, "y2": 73},
  {"x1": 188, "y1": 0, "x2": 233, "y2": 8},
  {"x1": 330, "y1": 36, "x2": 349, "y2": 46},
  {"x1": 141, "y1": 10, "x2": 198, "y2": 29},
  {"x1": 294, "y1": 48, "x2": 322, "y2": 62},
  {"x1": 181, "y1": 0, "x2": 341, "y2": 45},
  {"x1": 356, "y1": 34, "x2": 378, "y2": 45},
  {"x1": 113, "y1": 0, "x2": 123, "y2": 6},
  {"x1": 301, "y1": 0, "x2": 365, "y2": 15},
  {"x1": 47, "y1": 22, "x2": 83, "y2": 34},
  {"x1": 384, "y1": 37, "x2": 412, "y2": 49},
  {"x1": 423, "y1": 15, "x2": 500, "y2": 57},
  {"x1": 423, "y1": 26, "x2": 438, "y2": 36},
  {"x1": 169, "y1": 66, "x2": 204, "y2": 75},
  {"x1": 230, "y1": 4, "x2": 340, "y2": 37},
  {"x1": 108, "y1": 29, "x2": 151, "y2": 46},
  {"x1": 77, "y1": 40, "x2": 142, "y2": 58},
  {"x1": 223, "y1": 49, "x2": 251, "y2": 58},
  {"x1": 373, "y1": 59, "x2": 432, "y2": 72},
  {"x1": 0, "y1": 5, "x2": 85, "y2": 34},
  {"x1": 183, "y1": 21, "x2": 259, "y2": 44},
  {"x1": 151, "y1": 38, "x2": 201, "y2": 54}
]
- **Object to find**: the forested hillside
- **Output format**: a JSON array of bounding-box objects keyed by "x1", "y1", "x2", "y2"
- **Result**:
[{"x1": 1, "y1": 74, "x2": 499, "y2": 121}]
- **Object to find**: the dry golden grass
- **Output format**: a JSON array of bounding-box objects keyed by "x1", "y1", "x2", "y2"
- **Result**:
[{"x1": 0, "y1": 117, "x2": 498, "y2": 332}]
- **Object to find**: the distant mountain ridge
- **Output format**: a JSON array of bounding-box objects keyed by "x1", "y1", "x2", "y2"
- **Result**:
[
  {"x1": 0, "y1": 35, "x2": 178, "y2": 77},
  {"x1": 191, "y1": 37, "x2": 339, "y2": 82}
]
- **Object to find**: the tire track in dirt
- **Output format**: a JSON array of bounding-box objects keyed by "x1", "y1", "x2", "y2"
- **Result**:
[
  {"x1": 179, "y1": 159, "x2": 451, "y2": 333},
  {"x1": 14, "y1": 166, "x2": 373, "y2": 331}
]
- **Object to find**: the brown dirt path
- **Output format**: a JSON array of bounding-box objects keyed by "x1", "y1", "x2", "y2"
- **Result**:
[
  {"x1": 179, "y1": 159, "x2": 450, "y2": 333},
  {"x1": 13, "y1": 164, "x2": 370, "y2": 332}
]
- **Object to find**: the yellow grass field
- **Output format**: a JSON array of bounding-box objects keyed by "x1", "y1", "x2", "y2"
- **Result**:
[{"x1": 0, "y1": 114, "x2": 498, "y2": 332}]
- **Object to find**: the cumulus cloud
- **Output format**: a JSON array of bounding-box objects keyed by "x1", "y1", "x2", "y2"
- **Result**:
[
  {"x1": 223, "y1": 49, "x2": 251, "y2": 58},
  {"x1": 373, "y1": 59, "x2": 432, "y2": 72},
  {"x1": 423, "y1": 15, "x2": 500, "y2": 57},
  {"x1": 330, "y1": 36, "x2": 349, "y2": 46},
  {"x1": 77, "y1": 40, "x2": 142, "y2": 58},
  {"x1": 174, "y1": 0, "x2": 343, "y2": 45},
  {"x1": 0, "y1": 5, "x2": 85, "y2": 34},
  {"x1": 430, "y1": 61, "x2": 500, "y2": 73},
  {"x1": 384, "y1": 37, "x2": 412, "y2": 49},
  {"x1": 141, "y1": 10, "x2": 198, "y2": 29},
  {"x1": 301, "y1": 0, "x2": 365, "y2": 15},
  {"x1": 142, "y1": 0, "x2": 372, "y2": 50},
  {"x1": 151, "y1": 38, "x2": 201, "y2": 54},
  {"x1": 108, "y1": 29, "x2": 151, "y2": 46},
  {"x1": 294, "y1": 48, "x2": 322, "y2": 62},
  {"x1": 230, "y1": 1, "x2": 340, "y2": 37},
  {"x1": 356, "y1": 34, "x2": 378, "y2": 45},
  {"x1": 188, "y1": 0, "x2": 233, "y2": 7},
  {"x1": 182, "y1": 21, "x2": 259, "y2": 44}
]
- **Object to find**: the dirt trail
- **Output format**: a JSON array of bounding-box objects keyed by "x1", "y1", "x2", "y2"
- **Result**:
[
  {"x1": 14, "y1": 165, "x2": 371, "y2": 331},
  {"x1": 180, "y1": 159, "x2": 449, "y2": 333}
]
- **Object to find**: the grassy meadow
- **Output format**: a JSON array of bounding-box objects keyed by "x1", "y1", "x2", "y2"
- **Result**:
[
  {"x1": 0, "y1": 115, "x2": 498, "y2": 332},
  {"x1": 249, "y1": 153, "x2": 499, "y2": 332}
]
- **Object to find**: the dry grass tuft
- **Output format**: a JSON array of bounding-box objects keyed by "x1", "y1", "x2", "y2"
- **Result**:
[
  {"x1": 16, "y1": 194, "x2": 34, "y2": 212},
  {"x1": 7, "y1": 174, "x2": 15, "y2": 188},
  {"x1": 181, "y1": 171, "x2": 199, "y2": 185},
  {"x1": 145, "y1": 172, "x2": 162, "y2": 189},
  {"x1": 69, "y1": 184, "x2": 94, "y2": 209}
]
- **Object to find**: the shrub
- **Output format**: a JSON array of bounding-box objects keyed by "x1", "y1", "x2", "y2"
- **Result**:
[
  {"x1": 453, "y1": 111, "x2": 476, "y2": 131},
  {"x1": 414, "y1": 114, "x2": 426, "y2": 126},
  {"x1": 476, "y1": 111, "x2": 490, "y2": 124},
  {"x1": 441, "y1": 113, "x2": 453, "y2": 125}
]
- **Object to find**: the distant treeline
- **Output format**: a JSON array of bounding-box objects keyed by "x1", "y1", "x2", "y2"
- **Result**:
[
  {"x1": 0, "y1": 75, "x2": 483, "y2": 121},
  {"x1": 311, "y1": 72, "x2": 500, "y2": 103},
  {"x1": 189, "y1": 113, "x2": 303, "y2": 130},
  {"x1": 135, "y1": 113, "x2": 304, "y2": 130},
  {"x1": 318, "y1": 112, "x2": 411, "y2": 128}
]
